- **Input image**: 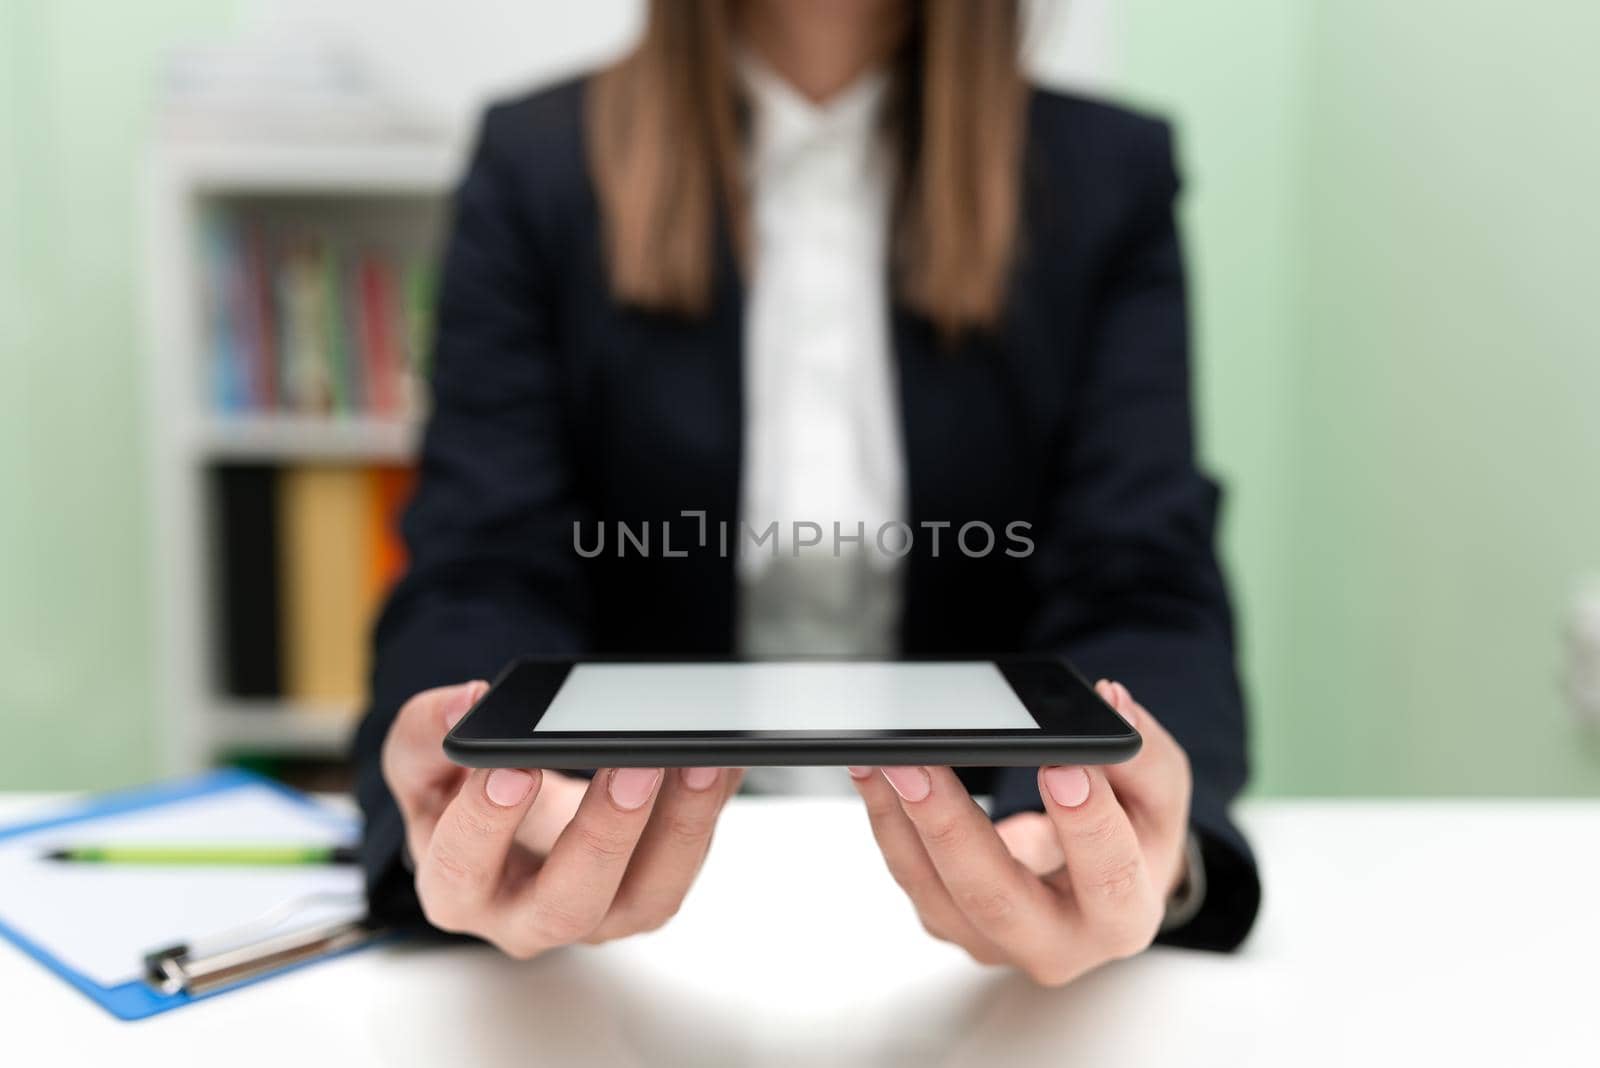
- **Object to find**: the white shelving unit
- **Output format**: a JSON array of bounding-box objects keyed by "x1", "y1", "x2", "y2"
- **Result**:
[
  {"x1": 194, "y1": 413, "x2": 420, "y2": 463},
  {"x1": 141, "y1": 135, "x2": 462, "y2": 773}
]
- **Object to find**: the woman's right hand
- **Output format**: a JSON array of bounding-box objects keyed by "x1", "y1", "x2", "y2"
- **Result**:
[{"x1": 381, "y1": 681, "x2": 742, "y2": 957}]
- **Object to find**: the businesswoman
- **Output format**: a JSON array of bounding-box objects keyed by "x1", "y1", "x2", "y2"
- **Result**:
[{"x1": 355, "y1": 0, "x2": 1261, "y2": 983}]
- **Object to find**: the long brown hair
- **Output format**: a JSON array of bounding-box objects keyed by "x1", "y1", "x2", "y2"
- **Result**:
[{"x1": 586, "y1": 0, "x2": 1026, "y2": 337}]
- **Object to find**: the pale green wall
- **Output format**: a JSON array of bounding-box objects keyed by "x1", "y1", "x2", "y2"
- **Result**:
[
  {"x1": 1110, "y1": 0, "x2": 1312, "y2": 797},
  {"x1": 3, "y1": 1, "x2": 1597, "y2": 794},
  {"x1": 1117, "y1": 1, "x2": 1600, "y2": 796},
  {"x1": 0, "y1": 0, "x2": 240, "y2": 789},
  {"x1": 1286, "y1": 1, "x2": 1600, "y2": 795}
]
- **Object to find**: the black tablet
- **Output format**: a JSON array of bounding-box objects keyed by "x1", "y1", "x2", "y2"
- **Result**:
[{"x1": 443, "y1": 656, "x2": 1140, "y2": 768}]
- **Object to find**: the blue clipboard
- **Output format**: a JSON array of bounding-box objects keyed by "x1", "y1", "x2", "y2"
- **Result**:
[{"x1": 0, "y1": 768, "x2": 376, "y2": 1021}]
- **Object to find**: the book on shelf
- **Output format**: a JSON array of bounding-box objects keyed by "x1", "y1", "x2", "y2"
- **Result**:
[
  {"x1": 202, "y1": 215, "x2": 249, "y2": 413},
  {"x1": 204, "y1": 211, "x2": 435, "y2": 419},
  {"x1": 278, "y1": 466, "x2": 370, "y2": 706},
  {"x1": 214, "y1": 466, "x2": 281, "y2": 698},
  {"x1": 277, "y1": 239, "x2": 329, "y2": 413},
  {"x1": 216, "y1": 463, "x2": 414, "y2": 711}
]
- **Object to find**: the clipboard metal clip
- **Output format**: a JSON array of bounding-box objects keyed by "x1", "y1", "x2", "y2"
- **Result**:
[{"x1": 144, "y1": 916, "x2": 381, "y2": 997}]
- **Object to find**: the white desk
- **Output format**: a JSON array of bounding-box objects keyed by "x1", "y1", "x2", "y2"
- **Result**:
[{"x1": 2, "y1": 796, "x2": 1596, "y2": 1066}]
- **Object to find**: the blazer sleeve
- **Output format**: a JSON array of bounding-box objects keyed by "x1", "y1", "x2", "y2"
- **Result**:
[
  {"x1": 988, "y1": 119, "x2": 1262, "y2": 952},
  {"x1": 351, "y1": 104, "x2": 591, "y2": 928}
]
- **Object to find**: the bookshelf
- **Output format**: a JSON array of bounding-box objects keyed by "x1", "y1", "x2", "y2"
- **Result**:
[{"x1": 141, "y1": 136, "x2": 463, "y2": 776}]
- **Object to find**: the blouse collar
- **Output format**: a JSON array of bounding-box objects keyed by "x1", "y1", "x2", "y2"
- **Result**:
[{"x1": 738, "y1": 50, "x2": 890, "y2": 174}]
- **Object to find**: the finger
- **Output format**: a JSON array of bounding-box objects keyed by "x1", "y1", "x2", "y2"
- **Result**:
[
  {"x1": 382, "y1": 681, "x2": 487, "y2": 859},
  {"x1": 1096, "y1": 680, "x2": 1191, "y2": 849},
  {"x1": 512, "y1": 770, "x2": 591, "y2": 856},
  {"x1": 1039, "y1": 764, "x2": 1162, "y2": 960},
  {"x1": 995, "y1": 811, "x2": 1066, "y2": 877},
  {"x1": 849, "y1": 767, "x2": 1006, "y2": 964},
  {"x1": 586, "y1": 768, "x2": 733, "y2": 941},
  {"x1": 414, "y1": 766, "x2": 543, "y2": 939},
  {"x1": 879, "y1": 766, "x2": 1064, "y2": 972},
  {"x1": 504, "y1": 767, "x2": 662, "y2": 954}
]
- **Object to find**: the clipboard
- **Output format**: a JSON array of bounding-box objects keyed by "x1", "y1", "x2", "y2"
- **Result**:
[{"x1": 0, "y1": 768, "x2": 383, "y2": 1020}]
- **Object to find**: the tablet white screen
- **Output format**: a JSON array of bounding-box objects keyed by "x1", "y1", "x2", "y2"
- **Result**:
[{"x1": 533, "y1": 661, "x2": 1035, "y2": 732}]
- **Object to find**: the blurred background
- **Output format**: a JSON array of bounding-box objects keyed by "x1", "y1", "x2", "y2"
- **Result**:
[{"x1": 2, "y1": 0, "x2": 1598, "y2": 796}]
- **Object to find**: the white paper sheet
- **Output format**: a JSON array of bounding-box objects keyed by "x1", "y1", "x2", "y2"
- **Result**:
[{"x1": 0, "y1": 783, "x2": 363, "y2": 988}]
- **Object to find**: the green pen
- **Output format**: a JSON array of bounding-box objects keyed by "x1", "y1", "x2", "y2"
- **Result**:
[{"x1": 42, "y1": 844, "x2": 359, "y2": 866}]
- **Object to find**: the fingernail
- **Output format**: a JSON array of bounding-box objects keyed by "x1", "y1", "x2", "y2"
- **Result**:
[
  {"x1": 847, "y1": 766, "x2": 875, "y2": 780},
  {"x1": 445, "y1": 680, "x2": 487, "y2": 729},
  {"x1": 485, "y1": 768, "x2": 535, "y2": 807},
  {"x1": 1043, "y1": 766, "x2": 1091, "y2": 808},
  {"x1": 682, "y1": 766, "x2": 720, "y2": 791},
  {"x1": 610, "y1": 768, "x2": 663, "y2": 810},
  {"x1": 881, "y1": 766, "x2": 931, "y2": 803}
]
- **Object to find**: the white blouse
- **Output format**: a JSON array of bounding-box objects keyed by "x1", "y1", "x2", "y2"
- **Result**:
[{"x1": 735, "y1": 54, "x2": 906, "y2": 674}]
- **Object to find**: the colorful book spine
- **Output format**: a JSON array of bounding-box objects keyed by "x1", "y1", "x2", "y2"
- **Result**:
[
  {"x1": 203, "y1": 214, "x2": 249, "y2": 413},
  {"x1": 241, "y1": 226, "x2": 278, "y2": 410},
  {"x1": 277, "y1": 466, "x2": 371, "y2": 707},
  {"x1": 277, "y1": 241, "x2": 329, "y2": 413},
  {"x1": 404, "y1": 258, "x2": 435, "y2": 385},
  {"x1": 366, "y1": 466, "x2": 415, "y2": 603},
  {"x1": 321, "y1": 244, "x2": 351, "y2": 414},
  {"x1": 202, "y1": 213, "x2": 433, "y2": 419},
  {"x1": 215, "y1": 465, "x2": 282, "y2": 698},
  {"x1": 358, "y1": 256, "x2": 401, "y2": 416}
]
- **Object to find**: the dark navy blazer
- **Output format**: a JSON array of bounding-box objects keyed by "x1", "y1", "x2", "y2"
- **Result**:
[{"x1": 353, "y1": 77, "x2": 1262, "y2": 951}]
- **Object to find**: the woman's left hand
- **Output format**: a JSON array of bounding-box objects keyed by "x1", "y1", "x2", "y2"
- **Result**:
[{"x1": 849, "y1": 680, "x2": 1191, "y2": 986}]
